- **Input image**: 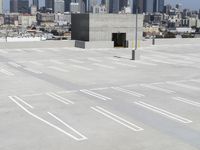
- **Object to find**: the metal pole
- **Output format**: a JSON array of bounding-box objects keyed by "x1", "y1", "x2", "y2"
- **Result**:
[
  {"x1": 132, "y1": 5, "x2": 138, "y2": 60},
  {"x1": 135, "y1": 7, "x2": 138, "y2": 50}
]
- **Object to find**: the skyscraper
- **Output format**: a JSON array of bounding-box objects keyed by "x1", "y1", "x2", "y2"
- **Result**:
[
  {"x1": 158, "y1": 0, "x2": 164, "y2": 12},
  {"x1": 70, "y1": 0, "x2": 86, "y2": 13},
  {"x1": 54, "y1": 0, "x2": 65, "y2": 13},
  {"x1": 10, "y1": 0, "x2": 18, "y2": 13},
  {"x1": 64, "y1": 0, "x2": 71, "y2": 12},
  {"x1": 119, "y1": 0, "x2": 128, "y2": 11},
  {"x1": 10, "y1": 0, "x2": 29, "y2": 13},
  {"x1": 143, "y1": 0, "x2": 164, "y2": 13},
  {"x1": 89, "y1": 0, "x2": 97, "y2": 12},
  {"x1": 109, "y1": 0, "x2": 119, "y2": 13},
  {"x1": 18, "y1": 0, "x2": 29, "y2": 13},
  {"x1": 0, "y1": 0, "x2": 3, "y2": 14},
  {"x1": 132, "y1": 0, "x2": 144, "y2": 14},
  {"x1": 144, "y1": 0, "x2": 154, "y2": 13},
  {"x1": 45, "y1": 0, "x2": 54, "y2": 11},
  {"x1": 101, "y1": 0, "x2": 109, "y2": 13},
  {"x1": 33, "y1": 0, "x2": 39, "y2": 9}
]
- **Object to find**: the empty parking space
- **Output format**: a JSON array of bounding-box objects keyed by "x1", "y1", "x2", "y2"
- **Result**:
[{"x1": 1, "y1": 41, "x2": 200, "y2": 150}]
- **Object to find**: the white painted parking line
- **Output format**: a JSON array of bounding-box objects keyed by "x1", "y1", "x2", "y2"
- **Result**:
[
  {"x1": 9, "y1": 96, "x2": 86, "y2": 141},
  {"x1": 134, "y1": 60, "x2": 157, "y2": 66},
  {"x1": 9, "y1": 96, "x2": 34, "y2": 109},
  {"x1": 140, "y1": 84, "x2": 175, "y2": 94},
  {"x1": 90, "y1": 87, "x2": 110, "y2": 91},
  {"x1": 69, "y1": 59, "x2": 84, "y2": 64},
  {"x1": 173, "y1": 97, "x2": 200, "y2": 107},
  {"x1": 142, "y1": 57, "x2": 174, "y2": 65},
  {"x1": 152, "y1": 54, "x2": 168, "y2": 59},
  {"x1": 48, "y1": 66, "x2": 69, "y2": 73},
  {"x1": 93, "y1": 63, "x2": 115, "y2": 69},
  {"x1": 56, "y1": 90, "x2": 78, "y2": 94},
  {"x1": 21, "y1": 93, "x2": 43, "y2": 97},
  {"x1": 190, "y1": 79, "x2": 200, "y2": 83},
  {"x1": 112, "y1": 62, "x2": 136, "y2": 68},
  {"x1": 80, "y1": 90, "x2": 111, "y2": 101},
  {"x1": 91, "y1": 106, "x2": 144, "y2": 131},
  {"x1": 46, "y1": 93, "x2": 74, "y2": 105},
  {"x1": 134, "y1": 101, "x2": 192, "y2": 123},
  {"x1": 29, "y1": 61, "x2": 43, "y2": 66},
  {"x1": 0, "y1": 69, "x2": 15, "y2": 76},
  {"x1": 48, "y1": 112, "x2": 87, "y2": 141},
  {"x1": 166, "y1": 58, "x2": 194, "y2": 65},
  {"x1": 49, "y1": 48, "x2": 60, "y2": 52},
  {"x1": 71, "y1": 65, "x2": 92, "y2": 71},
  {"x1": 185, "y1": 56, "x2": 200, "y2": 63},
  {"x1": 112, "y1": 87, "x2": 145, "y2": 97},
  {"x1": 8, "y1": 62, "x2": 22, "y2": 68},
  {"x1": 167, "y1": 82, "x2": 200, "y2": 91},
  {"x1": 87, "y1": 58, "x2": 102, "y2": 62},
  {"x1": 24, "y1": 68, "x2": 43, "y2": 74},
  {"x1": 0, "y1": 49, "x2": 8, "y2": 54},
  {"x1": 106, "y1": 57, "x2": 120, "y2": 61},
  {"x1": 32, "y1": 49, "x2": 44, "y2": 53},
  {"x1": 15, "y1": 49, "x2": 23, "y2": 52},
  {"x1": 50, "y1": 60, "x2": 64, "y2": 65},
  {"x1": 134, "y1": 61, "x2": 157, "y2": 66}
]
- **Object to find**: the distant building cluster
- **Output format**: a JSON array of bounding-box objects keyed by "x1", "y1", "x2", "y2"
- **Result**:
[
  {"x1": 144, "y1": 3, "x2": 200, "y2": 38},
  {"x1": 1, "y1": 0, "x2": 200, "y2": 39},
  {"x1": 0, "y1": 0, "x2": 165, "y2": 14}
]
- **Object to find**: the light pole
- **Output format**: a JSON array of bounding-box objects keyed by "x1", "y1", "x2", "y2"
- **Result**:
[{"x1": 132, "y1": 0, "x2": 139, "y2": 60}]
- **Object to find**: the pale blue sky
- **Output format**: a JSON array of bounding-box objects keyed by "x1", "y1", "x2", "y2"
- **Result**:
[
  {"x1": 3, "y1": 0, "x2": 200, "y2": 11},
  {"x1": 165, "y1": 0, "x2": 200, "y2": 10}
]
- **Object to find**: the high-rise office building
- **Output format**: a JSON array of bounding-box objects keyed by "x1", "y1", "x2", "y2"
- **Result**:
[
  {"x1": 45, "y1": 0, "x2": 54, "y2": 11},
  {"x1": 65, "y1": 0, "x2": 71, "y2": 12},
  {"x1": 0, "y1": 0, "x2": 3, "y2": 14},
  {"x1": 153, "y1": 0, "x2": 164, "y2": 12},
  {"x1": 157, "y1": 0, "x2": 164, "y2": 12},
  {"x1": 70, "y1": 2, "x2": 79, "y2": 13},
  {"x1": 144, "y1": 0, "x2": 154, "y2": 13},
  {"x1": 70, "y1": 0, "x2": 86, "y2": 13},
  {"x1": 132, "y1": 0, "x2": 144, "y2": 13},
  {"x1": 143, "y1": 0, "x2": 164, "y2": 13},
  {"x1": 18, "y1": 0, "x2": 29, "y2": 13},
  {"x1": 109, "y1": 0, "x2": 119, "y2": 13},
  {"x1": 89, "y1": 0, "x2": 97, "y2": 12},
  {"x1": 109, "y1": 0, "x2": 130, "y2": 13},
  {"x1": 54, "y1": 0, "x2": 65, "y2": 13},
  {"x1": 33, "y1": 0, "x2": 39, "y2": 9},
  {"x1": 77, "y1": 0, "x2": 86, "y2": 13},
  {"x1": 10, "y1": 0, "x2": 18, "y2": 13},
  {"x1": 101, "y1": 0, "x2": 109, "y2": 13},
  {"x1": 83, "y1": 0, "x2": 88, "y2": 12},
  {"x1": 10, "y1": 0, "x2": 29, "y2": 13},
  {"x1": 119, "y1": 0, "x2": 128, "y2": 11},
  {"x1": 163, "y1": 4, "x2": 171, "y2": 14}
]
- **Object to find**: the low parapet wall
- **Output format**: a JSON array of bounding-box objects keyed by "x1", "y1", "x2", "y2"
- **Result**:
[
  {"x1": 75, "y1": 41, "x2": 114, "y2": 49},
  {"x1": 0, "y1": 40, "x2": 75, "y2": 49},
  {"x1": 140, "y1": 38, "x2": 200, "y2": 48},
  {"x1": 1, "y1": 38, "x2": 200, "y2": 49}
]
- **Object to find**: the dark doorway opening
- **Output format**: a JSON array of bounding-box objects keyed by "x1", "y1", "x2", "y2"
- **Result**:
[{"x1": 112, "y1": 33, "x2": 127, "y2": 47}]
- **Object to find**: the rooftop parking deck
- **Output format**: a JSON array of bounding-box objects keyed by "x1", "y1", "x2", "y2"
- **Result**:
[{"x1": 1, "y1": 39, "x2": 200, "y2": 150}]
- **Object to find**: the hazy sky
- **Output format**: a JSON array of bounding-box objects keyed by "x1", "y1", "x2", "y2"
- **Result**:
[
  {"x1": 165, "y1": 0, "x2": 200, "y2": 10},
  {"x1": 3, "y1": 0, "x2": 200, "y2": 11}
]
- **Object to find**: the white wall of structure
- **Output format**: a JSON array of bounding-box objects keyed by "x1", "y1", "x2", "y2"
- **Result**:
[
  {"x1": 18, "y1": 15, "x2": 37, "y2": 27},
  {"x1": 0, "y1": 0, "x2": 3, "y2": 14}
]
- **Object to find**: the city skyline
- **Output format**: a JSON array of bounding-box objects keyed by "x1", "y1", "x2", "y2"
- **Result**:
[{"x1": 2, "y1": 0, "x2": 200, "y2": 12}]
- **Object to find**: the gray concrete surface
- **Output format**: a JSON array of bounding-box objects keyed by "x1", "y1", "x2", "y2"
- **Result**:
[{"x1": 0, "y1": 39, "x2": 200, "y2": 150}]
